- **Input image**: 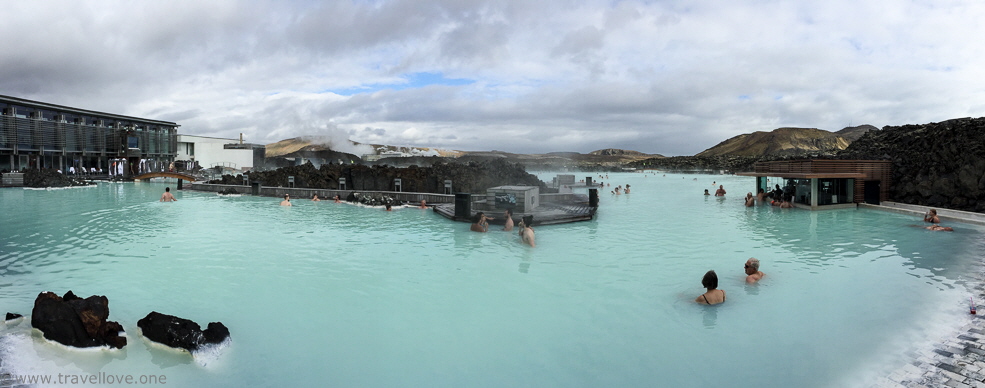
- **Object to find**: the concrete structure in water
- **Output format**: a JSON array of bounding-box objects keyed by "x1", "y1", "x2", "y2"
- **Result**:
[
  {"x1": 737, "y1": 159, "x2": 892, "y2": 210},
  {"x1": 434, "y1": 185, "x2": 598, "y2": 226},
  {"x1": 0, "y1": 94, "x2": 178, "y2": 176}
]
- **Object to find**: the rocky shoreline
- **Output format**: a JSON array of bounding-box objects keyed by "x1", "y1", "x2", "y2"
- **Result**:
[
  {"x1": 838, "y1": 117, "x2": 985, "y2": 212},
  {"x1": 211, "y1": 158, "x2": 548, "y2": 194}
]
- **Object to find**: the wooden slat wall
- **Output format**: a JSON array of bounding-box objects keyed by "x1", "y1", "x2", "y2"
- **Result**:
[{"x1": 753, "y1": 159, "x2": 892, "y2": 203}]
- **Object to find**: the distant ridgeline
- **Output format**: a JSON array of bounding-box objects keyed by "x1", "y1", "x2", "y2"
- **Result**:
[
  {"x1": 212, "y1": 158, "x2": 547, "y2": 194},
  {"x1": 626, "y1": 119, "x2": 985, "y2": 212},
  {"x1": 627, "y1": 126, "x2": 873, "y2": 173},
  {"x1": 837, "y1": 117, "x2": 985, "y2": 212}
]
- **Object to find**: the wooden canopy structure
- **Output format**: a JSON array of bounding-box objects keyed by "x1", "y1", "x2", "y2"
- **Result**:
[{"x1": 737, "y1": 159, "x2": 892, "y2": 208}]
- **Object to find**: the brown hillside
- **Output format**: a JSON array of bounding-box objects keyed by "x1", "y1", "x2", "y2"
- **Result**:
[
  {"x1": 265, "y1": 138, "x2": 311, "y2": 158},
  {"x1": 696, "y1": 127, "x2": 849, "y2": 157}
]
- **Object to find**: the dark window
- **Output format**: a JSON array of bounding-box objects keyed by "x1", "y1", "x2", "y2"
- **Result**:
[{"x1": 818, "y1": 178, "x2": 851, "y2": 205}]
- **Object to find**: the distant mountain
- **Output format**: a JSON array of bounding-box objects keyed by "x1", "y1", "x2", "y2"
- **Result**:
[
  {"x1": 265, "y1": 137, "x2": 461, "y2": 158},
  {"x1": 696, "y1": 127, "x2": 850, "y2": 157},
  {"x1": 835, "y1": 125, "x2": 878, "y2": 142},
  {"x1": 589, "y1": 148, "x2": 661, "y2": 157}
]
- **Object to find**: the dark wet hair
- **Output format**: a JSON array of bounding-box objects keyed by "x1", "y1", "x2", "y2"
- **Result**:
[
  {"x1": 702, "y1": 270, "x2": 718, "y2": 289},
  {"x1": 165, "y1": 187, "x2": 170, "y2": 192},
  {"x1": 472, "y1": 212, "x2": 484, "y2": 223},
  {"x1": 505, "y1": 209, "x2": 513, "y2": 216},
  {"x1": 522, "y1": 215, "x2": 533, "y2": 226}
]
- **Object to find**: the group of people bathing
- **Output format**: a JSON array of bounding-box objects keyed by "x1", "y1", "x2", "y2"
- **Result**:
[
  {"x1": 610, "y1": 184, "x2": 630, "y2": 195},
  {"x1": 745, "y1": 185, "x2": 794, "y2": 208},
  {"x1": 278, "y1": 194, "x2": 435, "y2": 212},
  {"x1": 471, "y1": 209, "x2": 536, "y2": 247},
  {"x1": 707, "y1": 183, "x2": 792, "y2": 208},
  {"x1": 280, "y1": 193, "x2": 345, "y2": 206},
  {"x1": 696, "y1": 258, "x2": 765, "y2": 305}
]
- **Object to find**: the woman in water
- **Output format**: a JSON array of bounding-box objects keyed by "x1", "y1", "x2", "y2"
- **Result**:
[{"x1": 695, "y1": 270, "x2": 725, "y2": 305}]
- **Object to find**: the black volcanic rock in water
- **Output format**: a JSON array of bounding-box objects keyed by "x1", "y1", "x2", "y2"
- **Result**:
[
  {"x1": 22, "y1": 168, "x2": 93, "y2": 188},
  {"x1": 137, "y1": 311, "x2": 229, "y2": 352},
  {"x1": 31, "y1": 291, "x2": 127, "y2": 349},
  {"x1": 838, "y1": 117, "x2": 985, "y2": 212},
  {"x1": 213, "y1": 158, "x2": 547, "y2": 194}
]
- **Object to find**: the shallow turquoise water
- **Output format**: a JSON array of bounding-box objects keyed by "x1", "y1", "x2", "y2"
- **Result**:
[{"x1": 1, "y1": 173, "x2": 983, "y2": 387}]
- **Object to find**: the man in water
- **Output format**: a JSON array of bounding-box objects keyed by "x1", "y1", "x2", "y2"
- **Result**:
[
  {"x1": 385, "y1": 203, "x2": 392, "y2": 211},
  {"x1": 744, "y1": 192, "x2": 755, "y2": 207},
  {"x1": 333, "y1": 195, "x2": 342, "y2": 203},
  {"x1": 518, "y1": 217, "x2": 535, "y2": 247},
  {"x1": 704, "y1": 189, "x2": 710, "y2": 195},
  {"x1": 755, "y1": 188, "x2": 766, "y2": 203},
  {"x1": 503, "y1": 209, "x2": 514, "y2": 232},
  {"x1": 714, "y1": 185, "x2": 726, "y2": 196},
  {"x1": 744, "y1": 258, "x2": 765, "y2": 283},
  {"x1": 280, "y1": 194, "x2": 292, "y2": 206},
  {"x1": 779, "y1": 195, "x2": 794, "y2": 208},
  {"x1": 312, "y1": 194, "x2": 321, "y2": 202},
  {"x1": 159, "y1": 187, "x2": 177, "y2": 202},
  {"x1": 924, "y1": 209, "x2": 940, "y2": 223},
  {"x1": 419, "y1": 200, "x2": 428, "y2": 209},
  {"x1": 926, "y1": 224, "x2": 954, "y2": 232}
]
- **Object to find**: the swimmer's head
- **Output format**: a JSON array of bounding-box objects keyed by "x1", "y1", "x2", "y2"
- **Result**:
[
  {"x1": 702, "y1": 270, "x2": 718, "y2": 289},
  {"x1": 745, "y1": 258, "x2": 760, "y2": 271}
]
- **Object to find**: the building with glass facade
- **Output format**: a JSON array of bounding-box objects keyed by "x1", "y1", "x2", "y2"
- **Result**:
[
  {"x1": 0, "y1": 94, "x2": 178, "y2": 175},
  {"x1": 737, "y1": 159, "x2": 892, "y2": 210}
]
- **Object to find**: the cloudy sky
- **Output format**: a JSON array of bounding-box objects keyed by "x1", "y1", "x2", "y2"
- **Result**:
[{"x1": 2, "y1": 0, "x2": 984, "y2": 156}]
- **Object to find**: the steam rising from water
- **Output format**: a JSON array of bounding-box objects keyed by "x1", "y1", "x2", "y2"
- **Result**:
[{"x1": 299, "y1": 122, "x2": 375, "y2": 157}]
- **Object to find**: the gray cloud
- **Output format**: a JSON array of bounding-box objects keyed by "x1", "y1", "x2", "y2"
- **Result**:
[{"x1": 2, "y1": 0, "x2": 984, "y2": 156}]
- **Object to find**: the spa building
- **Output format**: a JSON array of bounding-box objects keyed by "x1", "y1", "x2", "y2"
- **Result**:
[{"x1": 0, "y1": 94, "x2": 179, "y2": 173}]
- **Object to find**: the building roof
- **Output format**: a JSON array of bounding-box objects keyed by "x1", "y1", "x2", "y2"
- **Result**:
[
  {"x1": 735, "y1": 172, "x2": 866, "y2": 179},
  {"x1": 738, "y1": 159, "x2": 891, "y2": 180},
  {"x1": 0, "y1": 94, "x2": 178, "y2": 127}
]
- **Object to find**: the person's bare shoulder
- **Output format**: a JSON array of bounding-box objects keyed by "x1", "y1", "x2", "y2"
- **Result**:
[{"x1": 746, "y1": 273, "x2": 763, "y2": 283}]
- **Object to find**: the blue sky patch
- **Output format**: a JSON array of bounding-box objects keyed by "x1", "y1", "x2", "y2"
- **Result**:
[{"x1": 330, "y1": 72, "x2": 475, "y2": 96}]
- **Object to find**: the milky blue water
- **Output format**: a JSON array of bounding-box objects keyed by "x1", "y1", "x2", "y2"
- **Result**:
[{"x1": 1, "y1": 172, "x2": 983, "y2": 387}]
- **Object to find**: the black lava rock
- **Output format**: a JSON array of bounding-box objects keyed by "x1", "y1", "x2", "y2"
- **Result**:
[
  {"x1": 30, "y1": 291, "x2": 126, "y2": 349},
  {"x1": 137, "y1": 311, "x2": 230, "y2": 351}
]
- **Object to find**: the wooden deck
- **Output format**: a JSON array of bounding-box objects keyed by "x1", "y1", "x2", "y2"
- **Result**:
[{"x1": 433, "y1": 200, "x2": 596, "y2": 226}]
